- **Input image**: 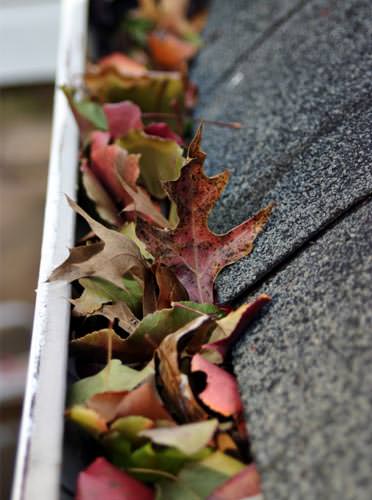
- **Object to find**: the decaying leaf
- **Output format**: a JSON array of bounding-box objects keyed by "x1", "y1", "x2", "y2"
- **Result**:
[
  {"x1": 69, "y1": 359, "x2": 153, "y2": 406},
  {"x1": 144, "y1": 122, "x2": 183, "y2": 145},
  {"x1": 62, "y1": 85, "x2": 107, "y2": 134},
  {"x1": 136, "y1": 126, "x2": 273, "y2": 302},
  {"x1": 148, "y1": 31, "x2": 198, "y2": 70},
  {"x1": 76, "y1": 457, "x2": 154, "y2": 500},
  {"x1": 154, "y1": 263, "x2": 189, "y2": 309},
  {"x1": 140, "y1": 419, "x2": 218, "y2": 455},
  {"x1": 155, "y1": 315, "x2": 212, "y2": 422},
  {"x1": 103, "y1": 100, "x2": 143, "y2": 138},
  {"x1": 191, "y1": 354, "x2": 242, "y2": 417},
  {"x1": 118, "y1": 130, "x2": 184, "y2": 199},
  {"x1": 49, "y1": 197, "x2": 144, "y2": 288}
]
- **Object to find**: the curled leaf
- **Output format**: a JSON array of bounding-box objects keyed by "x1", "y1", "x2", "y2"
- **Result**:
[
  {"x1": 118, "y1": 130, "x2": 184, "y2": 199},
  {"x1": 191, "y1": 354, "x2": 243, "y2": 417}
]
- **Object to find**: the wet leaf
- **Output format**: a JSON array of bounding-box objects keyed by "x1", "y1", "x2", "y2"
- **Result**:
[
  {"x1": 136, "y1": 126, "x2": 273, "y2": 302},
  {"x1": 76, "y1": 457, "x2": 154, "y2": 500},
  {"x1": 191, "y1": 354, "x2": 242, "y2": 417},
  {"x1": 69, "y1": 359, "x2": 153, "y2": 406},
  {"x1": 207, "y1": 464, "x2": 261, "y2": 500},
  {"x1": 140, "y1": 419, "x2": 218, "y2": 455},
  {"x1": 49, "y1": 198, "x2": 144, "y2": 288},
  {"x1": 118, "y1": 130, "x2": 184, "y2": 199}
]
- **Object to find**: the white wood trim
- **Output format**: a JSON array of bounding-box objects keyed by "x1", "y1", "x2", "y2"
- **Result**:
[{"x1": 11, "y1": 1, "x2": 88, "y2": 499}]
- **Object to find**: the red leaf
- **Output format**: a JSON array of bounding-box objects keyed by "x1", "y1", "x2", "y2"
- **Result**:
[
  {"x1": 144, "y1": 122, "x2": 183, "y2": 145},
  {"x1": 207, "y1": 464, "x2": 261, "y2": 500},
  {"x1": 90, "y1": 132, "x2": 140, "y2": 206},
  {"x1": 103, "y1": 101, "x2": 143, "y2": 139},
  {"x1": 76, "y1": 456, "x2": 154, "y2": 500},
  {"x1": 98, "y1": 53, "x2": 147, "y2": 78},
  {"x1": 191, "y1": 354, "x2": 242, "y2": 417},
  {"x1": 136, "y1": 126, "x2": 273, "y2": 303},
  {"x1": 148, "y1": 31, "x2": 198, "y2": 70},
  {"x1": 115, "y1": 380, "x2": 173, "y2": 422}
]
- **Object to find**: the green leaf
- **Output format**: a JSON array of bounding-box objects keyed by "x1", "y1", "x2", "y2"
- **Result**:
[
  {"x1": 200, "y1": 451, "x2": 245, "y2": 476},
  {"x1": 118, "y1": 131, "x2": 184, "y2": 199},
  {"x1": 112, "y1": 416, "x2": 153, "y2": 443},
  {"x1": 62, "y1": 86, "x2": 107, "y2": 132},
  {"x1": 68, "y1": 359, "x2": 152, "y2": 406},
  {"x1": 120, "y1": 222, "x2": 154, "y2": 261},
  {"x1": 67, "y1": 406, "x2": 107, "y2": 435},
  {"x1": 140, "y1": 420, "x2": 218, "y2": 455},
  {"x1": 122, "y1": 16, "x2": 156, "y2": 47},
  {"x1": 155, "y1": 463, "x2": 229, "y2": 500},
  {"x1": 72, "y1": 275, "x2": 142, "y2": 321}
]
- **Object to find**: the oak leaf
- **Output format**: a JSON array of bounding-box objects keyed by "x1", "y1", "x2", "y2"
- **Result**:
[
  {"x1": 49, "y1": 197, "x2": 144, "y2": 288},
  {"x1": 136, "y1": 126, "x2": 273, "y2": 303}
]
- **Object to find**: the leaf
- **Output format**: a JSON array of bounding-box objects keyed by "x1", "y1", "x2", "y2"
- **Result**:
[
  {"x1": 148, "y1": 31, "x2": 198, "y2": 70},
  {"x1": 202, "y1": 294, "x2": 271, "y2": 362},
  {"x1": 67, "y1": 406, "x2": 108, "y2": 435},
  {"x1": 71, "y1": 276, "x2": 142, "y2": 318},
  {"x1": 112, "y1": 416, "x2": 154, "y2": 443},
  {"x1": 207, "y1": 464, "x2": 261, "y2": 500},
  {"x1": 155, "y1": 315, "x2": 212, "y2": 422},
  {"x1": 117, "y1": 169, "x2": 170, "y2": 228},
  {"x1": 120, "y1": 222, "x2": 153, "y2": 260},
  {"x1": 103, "y1": 100, "x2": 143, "y2": 138},
  {"x1": 140, "y1": 419, "x2": 218, "y2": 455},
  {"x1": 76, "y1": 457, "x2": 154, "y2": 500},
  {"x1": 49, "y1": 197, "x2": 144, "y2": 288},
  {"x1": 136, "y1": 125, "x2": 273, "y2": 303},
  {"x1": 68, "y1": 359, "x2": 153, "y2": 406},
  {"x1": 62, "y1": 85, "x2": 107, "y2": 134},
  {"x1": 155, "y1": 463, "x2": 229, "y2": 500},
  {"x1": 201, "y1": 451, "x2": 245, "y2": 477},
  {"x1": 190, "y1": 354, "x2": 242, "y2": 417},
  {"x1": 80, "y1": 160, "x2": 121, "y2": 226},
  {"x1": 87, "y1": 392, "x2": 128, "y2": 422},
  {"x1": 154, "y1": 264, "x2": 188, "y2": 309},
  {"x1": 115, "y1": 378, "x2": 173, "y2": 422},
  {"x1": 85, "y1": 54, "x2": 185, "y2": 114},
  {"x1": 90, "y1": 132, "x2": 140, "y2": 206},
  {"x1": 144, "y1": 122, "x2": 183, "y2": 145},
  {"x1": 118, "y1": 130, "x2": 184, "y2": 199}
]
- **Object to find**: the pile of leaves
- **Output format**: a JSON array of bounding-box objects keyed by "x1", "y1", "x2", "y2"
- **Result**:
[{"x1": 51, "y1": 2, "x2": 273, "y2": 498}]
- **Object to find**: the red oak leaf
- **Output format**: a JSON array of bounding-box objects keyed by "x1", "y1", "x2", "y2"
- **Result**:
[
  {"x1": 136, "y1": 126, "x2": 273, "y2": 303},
  {"x1": 191, "y1": 354, "x2": 242, "y2": 417},
  {"x1": 76, "y1": 457, "x2": 154, "y2": 500}
]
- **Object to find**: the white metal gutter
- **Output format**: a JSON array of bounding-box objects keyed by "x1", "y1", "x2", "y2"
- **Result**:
[{"x1": 11, "y1": 1, "x2": 88, "y2": 499}]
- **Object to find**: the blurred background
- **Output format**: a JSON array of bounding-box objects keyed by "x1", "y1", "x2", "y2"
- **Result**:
[{"x1": 0, "y1": 0, "x2": 60, "y2": 497}]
